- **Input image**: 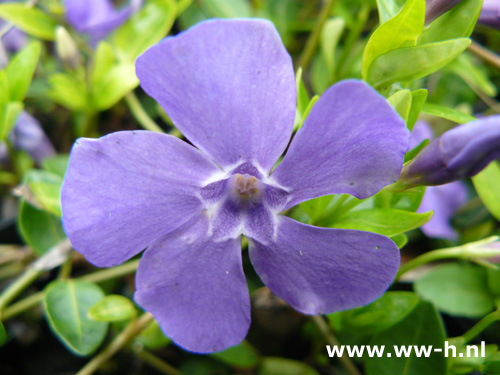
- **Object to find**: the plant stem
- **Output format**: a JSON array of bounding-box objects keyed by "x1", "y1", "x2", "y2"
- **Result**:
[
  {"x1": 0, "y1": 267, "x2": 42, "y2": 318},
  {"x1": 395, "y1": 247, "x2": 463, "y2": 280},
  {"x1": 135, "y1": 350, "x2": 181, "y2": 375},
  {"x1": 468, "y1": 41, "x2": 500, "y2": 70},
  {"x1": 462, "y1": 310, "x2": 500, "y2": 343},
  {"x1": 76, "y1": 313, "x2": 154, "y2": 375},
  {"x1": 312, "y1": 315, "x2": 361, "y2": 375},
  {"x1": 2, "y1": 259, "x2": 140, "y2": 320},
  {"x1": 125, "y1": 92, "x2": 164, "y2": 133},
  {"x1": 297, "y1": 0, "x2": 338, "y2": 70}
]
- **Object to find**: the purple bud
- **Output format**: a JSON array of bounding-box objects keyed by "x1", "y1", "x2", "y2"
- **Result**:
[
  {"x1": 478, "y1": 0, "x2": 500, "y2": 30},
  {"x1": 425, "y1": 0, "x2": 463, "y2": 24},
  {"x1": 400, "y1": 115, "x2": 500, "y2": 187}
]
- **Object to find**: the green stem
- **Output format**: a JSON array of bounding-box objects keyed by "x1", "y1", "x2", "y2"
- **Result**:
[
  {"x1": 297, "y1": 0, "x2": 338, "y2": 70},
  {"x1": 125, "y1": 92, "x2": 164, "y2": 133},
  {"x1": 462, "y1": 310, "x2": 500, "y2": 343},
  {"x1": 0, "y1": 267, "x2": 43, "y2": 318},
  {"x1": 135, "y1": 350, "x2": 181, "y2": 375},
  {"x1": 76, "y1": 313, "x2": 154, "y2": 375},
  {"x1": 312, "y1": 315, "x2": 361, "y2": 375},
  {"x1": 396, "y1": 247, "x2": 464, "y2": 280},
  {"x1": 2, "y1": 259, "x2": 140, "y2": 320}
]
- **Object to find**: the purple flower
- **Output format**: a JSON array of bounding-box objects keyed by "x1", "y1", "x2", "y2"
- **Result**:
[
  {"x1": 400, "y1": 115, "x2": 500, "y2": 188},
  {"x1": 0, "y1": 0, "x2": 27, "y2": 52},
  {"x1": 410, "y1": 121, "x2": 467, "y2": 240},
  {"x1": 61, "y1": 19, "x2": 409, "y2": 353},
  {"x1": 479, "y1": 0, "x2": 500, "y2": 30},
  {"x1": 425, "y1": 0, "x2": 462, "y2": 24},
  {"x1": 64, "y1": 0, "x2": 143, "y2": 45}
]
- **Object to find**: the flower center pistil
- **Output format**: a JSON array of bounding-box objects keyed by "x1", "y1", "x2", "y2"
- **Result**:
[{"x1": 230, "y1": 173, "x2": 262, "y2": 203}]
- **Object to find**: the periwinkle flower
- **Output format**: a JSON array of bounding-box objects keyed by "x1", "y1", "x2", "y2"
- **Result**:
[
  {"x1": 425, "y1": 0, "x2": 462, "y2": 24},
  {"x1": 400, "y1": 115, "x2": 500, "y2": 188},
  {"x1": 64, "y1": 0, "x2": 143, "y2": 45},
  {"x1": 479, "y1": 0, "x2": 500, "y2": 30},
  {"x1": 61, "y1": 19, "x2": 409, "y2": 353},
  {"x1": 0, "y1": 0, "x2": 27, "y2": 53},
  {"x1": 410, "y1": 121, "x2": 467, "y2": 240}
]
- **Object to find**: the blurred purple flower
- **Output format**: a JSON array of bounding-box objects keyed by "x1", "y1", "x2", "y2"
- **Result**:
[
  {"x1": 400, "y1": 115, "x2": 500, "y2": 187},
  {"x1": 425, "y1": 0, "x2": 462, "y2": 24},
  {"x1": 479, "y1": 0, "x2": 500, "y2": 30},
  {"x1": 410, "y1": 121, "x2": 467, "y2": 240},
  {"x1": 0, "y1": 0, "x2": 27, "y2": 53},
  {"x1": 0, "y1": 112, "x2": 55, "y2": 165},
  {"x1": 61, "y1": 19, "x2": 409, "y2": 353},
  {"x1": 64, "y1": 0, "x2": 143, "y2": 45}
]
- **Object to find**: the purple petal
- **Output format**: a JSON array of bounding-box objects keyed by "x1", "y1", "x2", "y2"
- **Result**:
[
  {"x1": 425, "y1": 0, "x2": 463, "y2": 24},
  {"x1": 272, "y1": 80, "x2": 408, "y2": 208},
  {"x1": 418, "y1": 182, "x2": 467, "y2": 240},
  {"x1": 248, "y1": 216, "x2": 400, "y2": 314},
  {"x1": 11, "y1": 112, "x2": 55, "y2": 164},
  {"x1": 409, "y1": 120, "x2": 434, "y2": 149},
  {"x1": 136, "y1": 19, "x2": 296, "y2": 172},
  {"x1": 61, "y1": 131, "x2": 221, "y2": 267},
  {"x1": 135, "y1": 214, "x2": 250, "y2": 353},
  {"x1": 479, "y1": 0, "x2": 500, "y2": 29},
  {"x1": 400, "y1": 115, "x2": 500, "y2": 187}
]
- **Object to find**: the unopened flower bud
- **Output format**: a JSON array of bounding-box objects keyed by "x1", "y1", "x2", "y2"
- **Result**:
[
  {"x1": 399, "y1": 115, "x2": 500, "y2": 187},
  {"x1": 55, "y1": 26, "x2": 81, "y2": 70},
  {"x1": 425, "y1": 0, "x2": 463, "y2": 24}
]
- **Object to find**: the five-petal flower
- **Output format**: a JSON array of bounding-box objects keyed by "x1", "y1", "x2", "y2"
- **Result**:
[{"x1": 61, "y1": 19, "x2": 409, "y2": 353}]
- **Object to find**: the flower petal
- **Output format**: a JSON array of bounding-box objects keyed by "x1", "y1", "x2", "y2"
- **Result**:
[
  {"x1": 272, "y1": 80, "x2": 408, "y2": 209},
  {"x1": 135, "y1": 214, "x2": 250, "y2": 353},
  {"x1": 248, "y1": 216, "x2": 400, "y2": 314},
  {"x1": 61, "y1": 131, "x2": 220, "y2": 267},
  {"x1": 136, "y1": 19, "x2": 296, "y2": 172}
]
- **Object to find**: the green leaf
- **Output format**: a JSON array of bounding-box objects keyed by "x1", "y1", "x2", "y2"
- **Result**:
[
  {"x1": 447, "y1": 53, "x2": 498, "y2": 98},
  {"x1": 92, "y1": 63, "x2": 139, "y2": 110},
  {"x1": 0, "y1": 321, "x2": 6, "y2": 346},
  {"x1": 260, "y1": 357, "x2": 320, "y2": 375},
  {"x1": 18, "y1": 200, "x2": 66, "y2": 255},
  {"x1": 376, "y1": 0, "x2": 406, "y2": 24},
  {"x1": 407, "y1": 89, "x2": 428, "y2": 130},
  {"x1": 366, "y1": 301, "x2": 446, "y2": 375},
  {"x1": 88, "y1": 295, "x2": 136, "y2": 322},
  {"x1": 472, "y1": 161, "x2": 500, "y2": 221},
  {"x1": 134, "y1": 320, "x2": 170, "y2": 349},
  {"x1": 212, "y1": 341, "x2": 259, "y2": 369},
  {"x1": 387, "y1": 89, "x2": 412, "y2": 122},
  {"x1": 5, "y1": 42, "x2": 41, "y2": 102},
  {"x1": 367, "y1": 38, "x2": 471, "y2": 88},
  {"x1": 414, "y1": 263, "x2": 495, "y2": 318},
  {"x1": 331, "y1": 208, "x2": 433, "y2": 236},
  {"x1": 341, "y1": 292, "x2": 420, "y2": 335},
  {"x1": 48, "y1": 73, "x2": 89, "y2": 111},
  {"x1": 0, "y1": 4, "x2": 57, "y2": 40},
  {"x1": 404, "y1": 138, "x2": 429, "y2": 163},
  {"x1": 419, "y1": 0, "x2": 482, "y2": 44},
  {"x1": 42, "y1": 154, "x2": 69, "y2": 177},
  {"x1": 421, "y1": 102, "x2": 476, "y2": 124},
  {"x1": 362, "y1": 0, "x2": 425, "y2": 78},
  {"x1": 201, "y1": 0, "x2": 252, "y2": 18},
  {"x1": 0, "y1": 101, "x2": 23, "y2": 141},
  {"x1": 320, "y1": 17, "x2": 345, "y2": 81},
  {"x1": 44, "y1": 280, "x2": 108, "y2": 356},
  {"x1": 112, "y1": 0, "x2": 177, "y2": 62},
  {"x1": 391, "y1": 233, "x2": 408, "y2": 248},
  {"x1": 25, "y1": 169, "x2": 63, "y2": 217}
]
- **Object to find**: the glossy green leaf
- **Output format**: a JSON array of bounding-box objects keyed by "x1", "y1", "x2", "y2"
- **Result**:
[
  {"x1": 376, "y1": 0, "x2": 406, "y2": 24},
  {"x1": 0, "y1": 101, "x2": 23, "y2": 141},
  {"x1": 421, "y1": 102, "x2": 476, "y2": 124},
  {"x1": 366, "y1": 301, "x2": 446, "y2": 375},
  {"x1": 92, "y1": 42, "x2": 116, "y2": 88},
  {"x1": 331, "y1": 208, "x2": 432, "y2": 236},
  {"x1": 25, "y1": 169, "x2": 63, "y2": 217},
  {"x1": 387, "y1": 89, "x2": 412, "y2": 122},
  {"x1": 5, "y1": 42, "x2": 41, "y2": 102},
  {"x1": 414, "y1": 263, "x2": 495, "y2": 318},
  {"x1": 472, "y1": 161, "x2": 500, "y2": 221},
  {"x1": 407, "y1": 89, "x2": 428, "y2": 130},
  {"x1": 134, "y1": 320, "x2": 170, "y2": 349},
  {"x1": 88, "y1": 295, "x2": 136, "y2": 322},
  {"x1": 375, "y1": 187, "x2": 426, "y2": 212},
  {"x1": 18, "y1": 200, "x2": 66, "y2": 255},
  {"x1": 212, "y1": 341, "x2": 259, "y2": 369},
  {"x1": 295, "y1": 68, "x2": 310, "y2": 116},
  {"x1": 391, "y1": 233, "x2": 408, "y2": 248},
  {"x1": 419, "y1": 0, "x2": 482, "y2": 44},
  {"x1": 367, "y1": 38, "x2": 471, "y2": 88},
  {"x1": 112, "y1": 0, "x2": 177, "y2": 62},
  {"x1": 202, "y1": 0, "x2": 252, "y2": 18},
  {"x1": 362, "y1": 0, "x2": 425, "y2": 78},
  {"x1": 260, "y1": 357, "x2": 320, "y2": 375},
  {"x1": 48, "y1": 73, "x2": 89, "y2": 111},
  {"x1": 0, "y1": 4, "x2": 57, "y2": 40},
  {"x1": 42, "y1": 154, "x2": 70, "y2": 177},
  {"x1": 341, "y1": 292, "x2": 420, "y2": 335},
  {"x1": 92, "y1": 63, "x2": 138, "y2": 110},
  {"x1": 44, "y1": 280, "x2": 107, "y2": 356}
]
